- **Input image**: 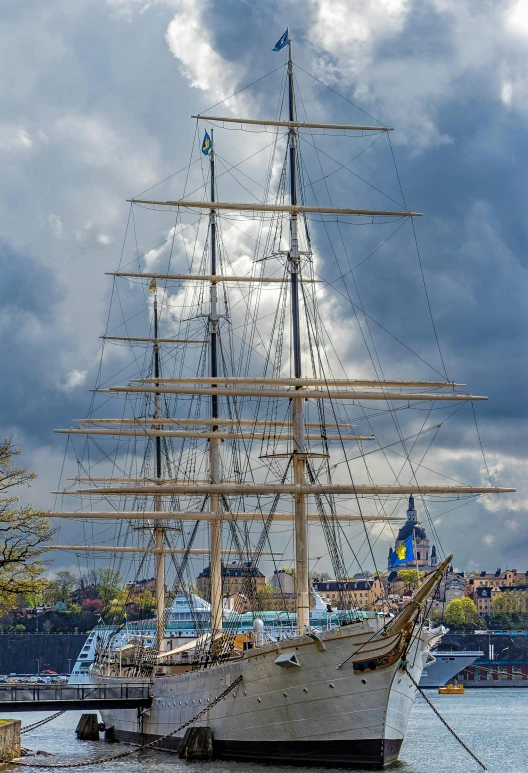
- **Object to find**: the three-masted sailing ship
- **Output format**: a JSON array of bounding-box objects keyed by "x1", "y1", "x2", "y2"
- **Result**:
[{"x1": 51, "y1": 33, "x2": 514, "y2": 768}]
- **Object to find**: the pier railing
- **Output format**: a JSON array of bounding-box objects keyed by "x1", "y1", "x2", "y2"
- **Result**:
[{"x1": 0, "y1": 682, "x2": 152, "y2": 712}]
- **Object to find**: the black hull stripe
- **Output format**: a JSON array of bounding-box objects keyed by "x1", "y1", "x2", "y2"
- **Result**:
[{"x1": 112, "y1": 729, "x2": 402, "y2": 769}]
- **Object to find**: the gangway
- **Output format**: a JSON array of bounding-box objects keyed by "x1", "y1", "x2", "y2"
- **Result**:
[{"x1": 0, "y1": 682, "x2": 151, "y2": 712}]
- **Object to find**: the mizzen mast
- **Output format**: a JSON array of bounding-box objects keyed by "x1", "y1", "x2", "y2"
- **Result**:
[
  {"x1": 152, "y1": 286, "x2": 165, "y2": 652},
  {"x1": 208, "y1": 129, "x2": 223, "y2": 636},
  {"x1": 287, "y1": 39, "x2": 309, "y2": 636}
]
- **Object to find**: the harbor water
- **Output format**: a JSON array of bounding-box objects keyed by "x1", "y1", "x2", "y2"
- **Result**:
[{"x1": 2, "y1": 689, "x2": 526, "y2": 773}]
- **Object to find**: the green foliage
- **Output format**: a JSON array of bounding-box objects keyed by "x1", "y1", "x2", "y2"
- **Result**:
[
  {"x1": 397, "y1": 569, "x2": 424, "y2": 587},
  {"x1": 490, "y1": 590, "x2": 528, "y2": 630},
  {"x1": 43, "y1": 571, "x2": 77, "y2": 605},
  {"x1": 0, "y1": 439, "x2": 54, "y2": 613},
  {"x1": 134, "y1": 590, "x2": 155, "y2": 618},
  {"x1": 444, "y1": 597, "x2": 483, "y2": 630},
  {"x1": 96, "y1": 568, "x2": 125, "y2": 612}
]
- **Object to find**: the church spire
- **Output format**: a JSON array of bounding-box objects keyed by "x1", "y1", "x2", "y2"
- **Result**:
[{"x1": 406, "y1": 495, "x2": 418, "y2": 525}]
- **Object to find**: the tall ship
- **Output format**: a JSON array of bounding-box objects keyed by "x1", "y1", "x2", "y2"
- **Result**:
[{"x1": 51, "y1": 32, "x2": 513, "y2": 768}]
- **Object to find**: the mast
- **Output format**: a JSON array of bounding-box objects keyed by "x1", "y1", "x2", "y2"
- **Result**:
[
  {"x1": 288, "y1": 39, "x2": 309, "y2": 635},
  {"x1": 153, "y1": 291, "x2": 165, "y2": 652},
  {"x1": 208, "y1": 129, "x2": 223, "y2": 635}
]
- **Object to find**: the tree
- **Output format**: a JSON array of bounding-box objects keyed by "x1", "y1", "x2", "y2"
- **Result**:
[
  {"x1": 0, "y1": 439, "x2": 54, "y2": 614},
  {"x1": 256, "y1": 583, "x2": 279, "y2": 611},
  {"x1": 310, "y1": 571, "x2": 331, "y2": 582},
  {"x1": 490, "y1": 590, "x2": 528, "y2": 630},
  {"x1": 105, "y1": 589, "x2": 128, "y2": 620},
  {"x1": 82, "y1": 598, "x2": 104, "y2": 614},
  {"x1": 44, "y1": 571, "x2": 77, "y2": 605},
  {"x1": 134, "y1": 590, "x2": 155, "y2": 618},
  {"x1": 397, "y1": 569, "x2": 424, "y2": 588},
  {"x1": 444, "y1": 597, "x2": 483, "y2": 631},
  {"x1": 96, "y1": 568, "x2": 125, "y2": 611}
]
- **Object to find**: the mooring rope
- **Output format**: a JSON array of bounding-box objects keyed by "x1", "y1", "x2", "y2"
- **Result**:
[
  {"x1": 408, "y1": 671, "x2": 487, "y2": 770},
  {"x1": 12, "y1": 676, "x2": 243, "y2": 769},
  {"x1": 21, "y1": 713, "x2": 66, "y2": 735}
]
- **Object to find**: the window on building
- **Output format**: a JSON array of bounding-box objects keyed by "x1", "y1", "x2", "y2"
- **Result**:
[{"x1": 417, "y1": 552, "x2": 421, "y2": 560}]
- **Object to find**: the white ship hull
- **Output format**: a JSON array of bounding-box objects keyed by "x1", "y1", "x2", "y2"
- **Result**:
[{"x1": 97, "y1": 621, "x2": 437, "y2": 768}]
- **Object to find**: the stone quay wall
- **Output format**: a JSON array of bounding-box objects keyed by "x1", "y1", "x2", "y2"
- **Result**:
[{"x1": 0, "y1": 719, "x2": 21, "y2": 762}]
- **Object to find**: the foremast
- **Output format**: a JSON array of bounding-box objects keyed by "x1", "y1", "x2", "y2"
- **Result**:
[{"x1": 287, "y1": 40, "x2": 309, "y2": 635}]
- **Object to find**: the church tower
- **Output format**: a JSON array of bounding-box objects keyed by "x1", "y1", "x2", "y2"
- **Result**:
[{"x1": 387, "y1": 495, "x2": 438, "y2": 572}]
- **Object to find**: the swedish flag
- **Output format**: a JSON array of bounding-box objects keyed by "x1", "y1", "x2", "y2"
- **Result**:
[
  {"x1": 201, "y1": 130, "x2": 212, "y2": 156},
  {"x1": 391, "y1": 535, "x2": 414, "y2": 566}
]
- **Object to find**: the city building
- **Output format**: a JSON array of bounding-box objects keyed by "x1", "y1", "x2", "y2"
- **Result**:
[
  {"x1": 270, "y1": 569, "x2": 295, "y2": 596},
  {"x1": 474, "y1": 586, "x2": 501, "y2": 617},
  {"x1": 311, "y1": 578, "x2": 385, "y2": 608},
  {"x1": 465, "y1": 569, "x2": 516, "y2": 599},
  {"x1": 224, "y1": 593, "x2": 252, "y2": 614},
  {"x1": 125, "y1": 577, "x2": 167, "y2": 601},
  {"x1": 126, "y1": 577, "x2": 156, "y2": 599},
  {"x1": 387, "y1": 495, "x2": 438, "y2": 572},
  {"x1": 196, "y1": 562, "x2": 266, "y2": 601}
]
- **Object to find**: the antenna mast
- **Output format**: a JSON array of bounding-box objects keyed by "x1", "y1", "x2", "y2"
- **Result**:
[{"x1": 288, "y1": 40, "x2": 309, "y2": 635}]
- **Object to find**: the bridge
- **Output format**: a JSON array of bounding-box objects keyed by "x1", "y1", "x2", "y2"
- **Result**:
[{"x1": 0, "y1": 682, "x2": 152, "y2": 712}]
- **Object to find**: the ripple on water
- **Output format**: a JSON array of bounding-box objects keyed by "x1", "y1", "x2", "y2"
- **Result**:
[{"x1": 2, "y1": 689, "x2": 526, "y2": 773}]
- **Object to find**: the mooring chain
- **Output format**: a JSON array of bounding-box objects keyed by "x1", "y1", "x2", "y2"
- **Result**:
[
  {"x1": 21, "y1": 713, "x2": 66, "y2": 735},
  {"x1": 12, "y1": 675, "x2": 243, "y2": 769},
  {"x1": 408, "y1": 671, "x2": 487, "y2": 771}
]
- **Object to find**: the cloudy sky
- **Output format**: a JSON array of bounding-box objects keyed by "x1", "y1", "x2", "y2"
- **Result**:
[{"x1": 2, "y1": 0, "x2": 527, "y2": 580}]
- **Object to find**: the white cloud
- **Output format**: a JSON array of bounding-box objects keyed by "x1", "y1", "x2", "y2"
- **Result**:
[
  {"x1": 312, "y1": 0, "x2": 410, "y2": 56},
  {"x1": 55, "y1": 113, "x2": 159, "y2": 188},
  {"x1": 62, "y1": 369, "x2": 87, "y2": 391},
  {"x1": 483, "y1": 534, "x2": 495, "y2": 546},
  {"x1": 501, "y1": 79, "x2": 514, "y2": 105},
  {"x1": 505, "y1": 0, "x2": 528, "y2": 38},
  {"x1": 0, "y1": 125, "x2": 33, "y2": 152},
  {"x1": 165, "y1": 0, "x2": 238, "y2": 103},
  {"x1": 48, "y1": 214, "x2": 65, "y2": 239}
]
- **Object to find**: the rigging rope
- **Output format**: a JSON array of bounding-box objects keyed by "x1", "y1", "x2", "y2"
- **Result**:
[{"x1": 408, "y1": 671, "x2": 488, "y2": 771}]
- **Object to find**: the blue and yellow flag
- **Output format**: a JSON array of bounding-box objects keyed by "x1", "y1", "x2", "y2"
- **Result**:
[
  {"x1": 272, "y1": 29, "x2": 289, "y2": 52},
  {"x1": 391, "y1": 535, "x2": 415, "y2": 566},
  {"x1": 201, "y1": 130, "x2": 212, "y2": 155}
]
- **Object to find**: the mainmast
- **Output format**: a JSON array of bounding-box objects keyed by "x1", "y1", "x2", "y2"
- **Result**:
[
  {"x1": 287, "y1": 40, "x2": 309, "y2": 635},
  {"x1": 208, "y1": 130, "x2": 223, "y2": 635},
  {"x1": 152, "y1": 290, "x2": 165, "y2": 651}
]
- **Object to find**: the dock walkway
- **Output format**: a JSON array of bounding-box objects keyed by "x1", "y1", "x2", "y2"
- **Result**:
[{"x1": 0, "y1": 682, "x2": 151, "y2": 711}]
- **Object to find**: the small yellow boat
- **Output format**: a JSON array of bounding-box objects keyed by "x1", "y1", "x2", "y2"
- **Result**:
[{"x1": 438, "y1": 683, "x2": 465, "y2": 694}]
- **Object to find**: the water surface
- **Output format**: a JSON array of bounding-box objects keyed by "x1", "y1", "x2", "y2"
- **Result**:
[{"x1": 3, "y1": 689, "x2": 526, "y2": 773}]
